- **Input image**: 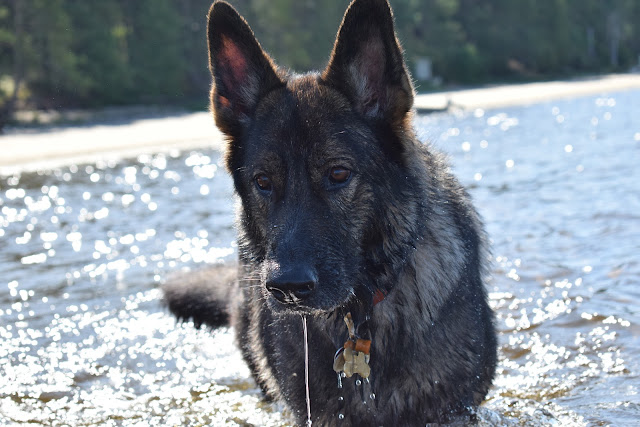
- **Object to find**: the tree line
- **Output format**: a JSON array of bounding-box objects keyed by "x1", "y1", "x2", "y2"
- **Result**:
[{"x1": 1, "y1": 0, "x2": 639, "y2": 129}]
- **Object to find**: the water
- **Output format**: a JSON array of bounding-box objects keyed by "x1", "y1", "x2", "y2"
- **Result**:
[{"x1": 1, "y1": 89, "x2": 639, "y2": 426}]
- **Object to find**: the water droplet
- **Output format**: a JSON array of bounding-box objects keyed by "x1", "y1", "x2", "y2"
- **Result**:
[
  {"x1": 338, "y1": 396, "x2": 343, "y2": 401},
  {"x1": 355, "y1": 379, "x2": 362, "y2": 386},
  {"x1": 370, "y1": 393, "x2": 375, "y2": 400},
  {"x1": 337, "y1": 373, "x2": 343, "y2": 388},
  {"x1": 338, "y1": 414, "x2": 344, "y2": 420}
]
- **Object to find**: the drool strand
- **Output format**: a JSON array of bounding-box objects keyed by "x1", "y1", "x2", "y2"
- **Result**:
[{"x1": 302, "y1": 315, "x2": 312, "y2": 427}]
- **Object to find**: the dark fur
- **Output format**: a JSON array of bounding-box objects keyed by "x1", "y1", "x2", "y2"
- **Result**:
[{"x1": 163, "y1": 0, "x2": 497, "y2": 424}]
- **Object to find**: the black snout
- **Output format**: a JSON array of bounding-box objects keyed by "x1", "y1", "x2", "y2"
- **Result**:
[{"x1": 266, "y1": 267, "x2": 317, "y2": 303}]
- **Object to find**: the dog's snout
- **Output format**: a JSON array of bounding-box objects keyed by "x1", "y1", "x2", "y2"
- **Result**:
[{"x1": 266, "y1": 267, "x2": 316, "y2": 303}]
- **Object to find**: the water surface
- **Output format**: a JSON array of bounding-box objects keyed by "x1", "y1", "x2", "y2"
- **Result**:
[{"x1": 1, "y1": 90, "x2": 639, "y2": 425}]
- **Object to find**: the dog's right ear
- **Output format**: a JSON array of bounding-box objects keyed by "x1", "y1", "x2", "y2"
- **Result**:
[{"x1": 207, "y1": 2, "x2": 283, "y2": 136}]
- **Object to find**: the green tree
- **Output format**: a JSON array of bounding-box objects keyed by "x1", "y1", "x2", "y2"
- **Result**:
[
  {"x1": 176, "y1": 0, "x2": 212, "y2": 97},
  {"x1": 0, "y1": 0, "x2": 18, "y2": 131},
  {"x1": 1, "y1": 0, "x2": 639, "y2": 117},
  {"x1": 65, "y1": 2, "x2": 130, "y2": 105},
  {"x1": 22, "y1": 0, "x2": 85, "y2": 106},
  {"x1": 120, "y1": 0, "x2": 185, "y2": 103}
]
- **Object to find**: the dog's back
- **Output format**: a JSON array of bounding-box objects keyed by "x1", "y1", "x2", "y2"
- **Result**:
[{"x1": 164, "y1": 0, "x2": 497, "y2": 424}]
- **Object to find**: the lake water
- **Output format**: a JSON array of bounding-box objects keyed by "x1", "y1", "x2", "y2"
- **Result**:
[{"x1": 1, "y1": 89, "x2": 639, "y2": 426}]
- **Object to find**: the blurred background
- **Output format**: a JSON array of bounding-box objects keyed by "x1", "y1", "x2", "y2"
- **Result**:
[{"x1": 1, "y1": 0, "x2": 640, "y2": 131}]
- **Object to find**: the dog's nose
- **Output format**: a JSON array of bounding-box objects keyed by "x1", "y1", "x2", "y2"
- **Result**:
[{"x1": 266, "y1": 267, "x2": 316, "y2": 303}]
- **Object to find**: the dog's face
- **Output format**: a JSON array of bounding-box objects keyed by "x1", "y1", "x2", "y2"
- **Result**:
[{"x1": 207, "y1": 0, "x2": 414, "y2": 314}]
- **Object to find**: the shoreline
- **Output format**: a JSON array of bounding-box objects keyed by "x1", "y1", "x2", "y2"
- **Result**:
[
  {"x1": 413, "y1": 73, "x2": 640, "y2": 111},
  {"x1": 2, "y1": 73, "x2": 640, "y2": 174},
  {"x1": 0, "y1": 112, "x2": 225, "y2": 175}
]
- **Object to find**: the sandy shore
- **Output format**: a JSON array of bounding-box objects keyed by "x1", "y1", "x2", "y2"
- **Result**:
[
  {"x1": 414, "y1": 73, "x2": 640, "y2": 111},
  {"x1": 0, "y1": 113, "x2": 225, "y2": 174},
  {"x1": 2, "y1": 73, "x2": 639, "y2": 174}
]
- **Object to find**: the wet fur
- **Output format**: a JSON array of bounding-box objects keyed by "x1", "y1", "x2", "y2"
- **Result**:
[{"x1": 163, "y1": 0, "x2": 497, "y2": 424}]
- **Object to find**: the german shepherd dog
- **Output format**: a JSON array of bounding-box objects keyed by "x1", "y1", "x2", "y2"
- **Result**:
[{"x1": 163, "y1": 0, "x2": 497, "y2": 424}]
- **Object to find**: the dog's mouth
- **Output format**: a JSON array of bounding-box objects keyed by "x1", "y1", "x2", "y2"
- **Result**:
[
  {"x1": 261, "y1": 261, "x2": 357, "y2": 314},
  {"x1": 264, "y1": 282, "x2": 356, "y2": 316}
]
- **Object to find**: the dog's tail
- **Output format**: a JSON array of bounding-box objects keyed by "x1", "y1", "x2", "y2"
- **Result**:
[{"x1": 161, "y1": 265, "x2": 236, "y2": 329}]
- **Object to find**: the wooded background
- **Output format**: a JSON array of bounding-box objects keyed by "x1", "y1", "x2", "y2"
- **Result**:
[{"x1": 1, "y1": 0, "x2": 639, "y2": 123}]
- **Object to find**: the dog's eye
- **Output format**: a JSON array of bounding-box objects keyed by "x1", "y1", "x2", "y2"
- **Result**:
[
  {"x1": 328, "y1": 167, "x2": 351, "y2": 185},
  {"x1": 254, "y1": 174, "x2": 272, "y2": 192}
]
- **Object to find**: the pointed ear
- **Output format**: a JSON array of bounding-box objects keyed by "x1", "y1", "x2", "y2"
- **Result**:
[
  {"x1": 207, "y1": 2, "x2": 283, "y2": 136},
  {"x1": 322, "y1": 0, "x2": 414, "y2": 123}
]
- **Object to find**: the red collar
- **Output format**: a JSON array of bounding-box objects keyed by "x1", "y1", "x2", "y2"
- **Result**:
[{"x1": 373, "y1": 289, "x2": 386, "y2": 306}]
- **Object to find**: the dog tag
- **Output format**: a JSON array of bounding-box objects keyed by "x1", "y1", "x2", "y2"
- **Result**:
[
  {"x1": 333, "y1": 312, "x2": 372, "y2": 379},
  {"x1": 344, "y1": 313, "x2": 356, "y2": 339},
  {"x1": 341, "y1": 347, "x2": 355, "y2": 377},
  {"x1": 342, "y1": 347, "x2": 370, "y2": 378},
  {"x1": 333, "y1": 347, "x2": 346, "y2": 372}
]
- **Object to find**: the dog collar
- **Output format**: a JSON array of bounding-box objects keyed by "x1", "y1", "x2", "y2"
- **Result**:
[{"x1": 372, "y1": 289, "x2": 386, "y2": 306}]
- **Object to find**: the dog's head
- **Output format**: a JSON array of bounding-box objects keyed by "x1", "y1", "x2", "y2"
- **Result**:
[{"x1": 207, "y1": 0, "x2": 416, "y2": 314}]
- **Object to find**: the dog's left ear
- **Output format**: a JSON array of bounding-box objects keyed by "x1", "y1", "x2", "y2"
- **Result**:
[{"x1": 323, "y1": 0, "x2": 414, "y2": 123}]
